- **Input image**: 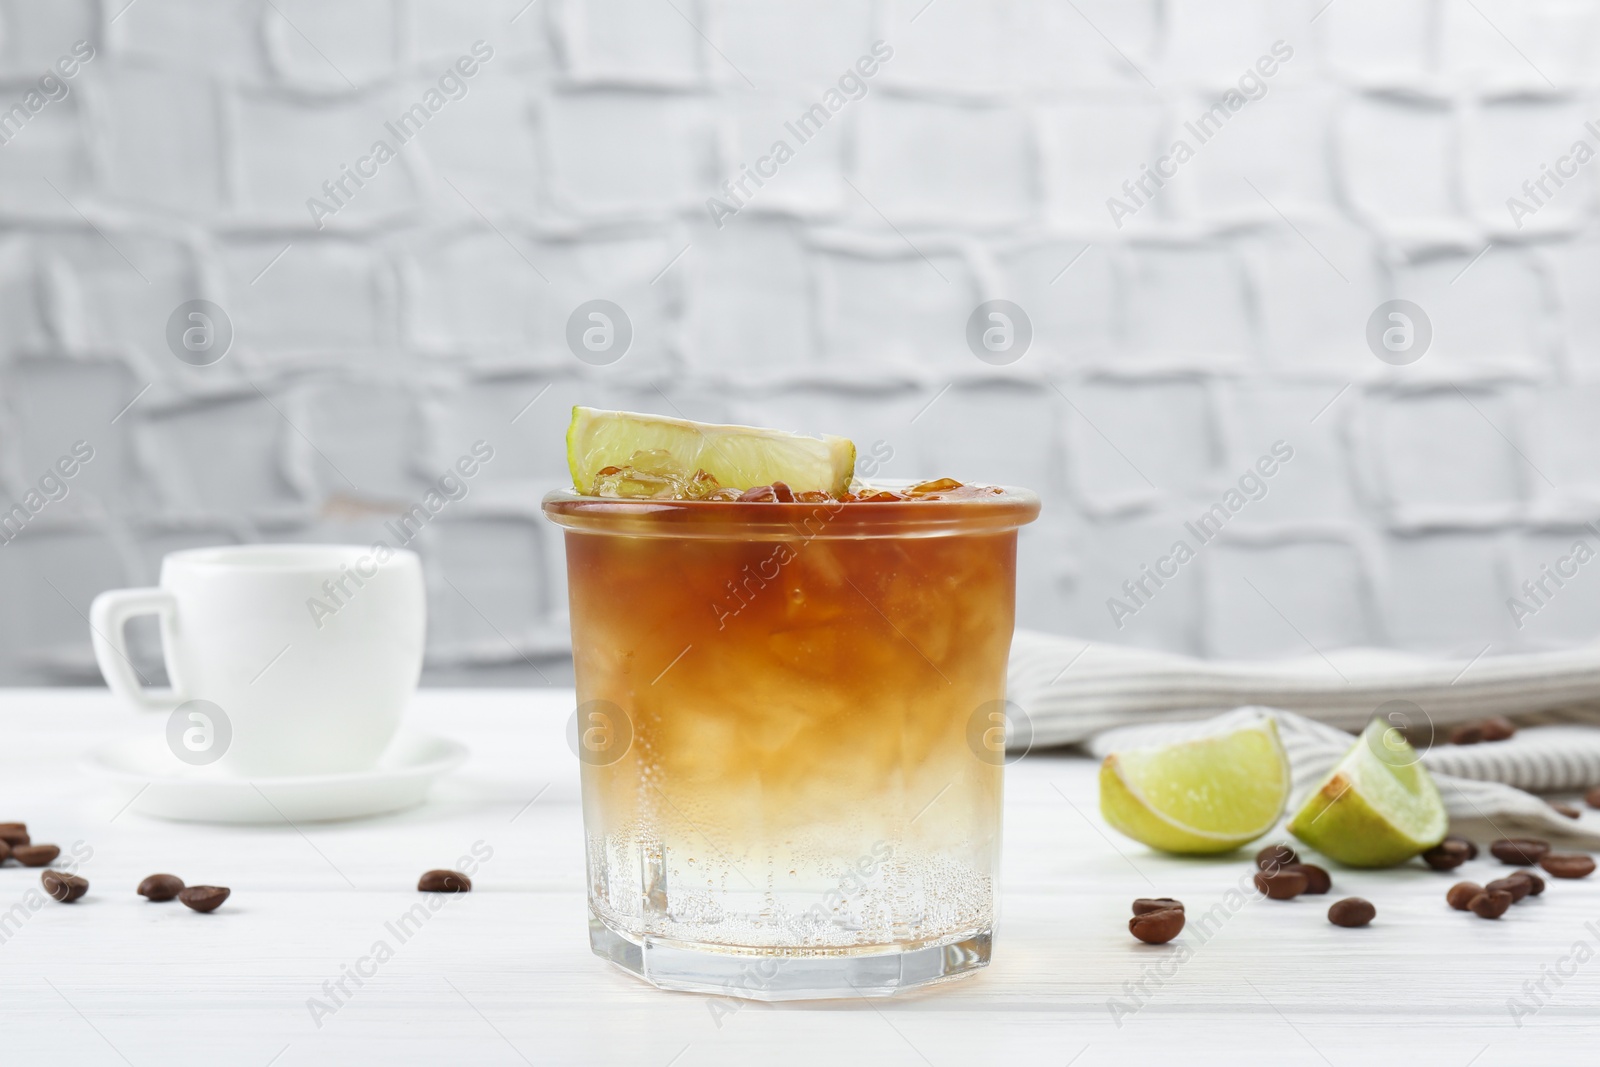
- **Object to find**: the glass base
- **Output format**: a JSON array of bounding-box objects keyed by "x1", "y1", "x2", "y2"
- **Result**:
[{"x1": 588, "y1": 912, "x2": 991, "y2": 1001}]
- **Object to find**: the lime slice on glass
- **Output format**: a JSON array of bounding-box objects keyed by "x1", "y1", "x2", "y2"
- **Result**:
[
  {"x1": 1288, "y1": 717, "x2": 1447, "y2": 867},
  {"x1": 565, "y1": 406, "x2": 856, "y2": 496},
  {"x1": 1099, "y1": 717, "x2": 1291, "y2": 855}
]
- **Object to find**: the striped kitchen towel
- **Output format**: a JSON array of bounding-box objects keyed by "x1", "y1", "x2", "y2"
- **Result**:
[
  {"x1": 1083, "y1": 708, "x2": 1600, "y2": 848},
  {"x1": 1007, "y1": 629, "x2": 1600, "y2": 745}
]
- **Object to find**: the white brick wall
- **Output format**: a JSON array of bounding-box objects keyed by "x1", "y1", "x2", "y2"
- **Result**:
[{"x1": 1, "y1": 0, "x2": 1597, "y2": 684}]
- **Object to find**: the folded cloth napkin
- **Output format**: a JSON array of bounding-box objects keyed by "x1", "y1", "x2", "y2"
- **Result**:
[
  {"x1": 1008, "y1": 630, "x2": 1600, "y2": 848},
  {"x1": 1007, "y1": 629, "x2": 1600, "y2": 745}
]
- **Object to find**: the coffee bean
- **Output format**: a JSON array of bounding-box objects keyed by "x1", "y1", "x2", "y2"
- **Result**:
[
  {"x1": 1469, "y1": 890, "x2": 1513, "y2": 919},
  {"x1": 1550, "y1": 801, "x2": 1582, "y2": 820},
  {"x1": 1539, "y1": 853, "x2": 1597, "y2": 879},
  {"x1": 1422, "y1": 839, "x2": 1472, "y2": 871},
  {"x1": 1486, "y1": 876, "x2": 1531, "y2": 903},
  {"x1": 11, "y1": 844, "x2": 58, "y2": 868},
  {"x1": 1132, "y1": 897, "x2": 1184, "y2": 916},
  {"x1": 1254, "y1": 868, "x2": 1308, "y2": 900},
  {"x1": 1255, "y1": 844, "x2": 1299, "y2": 870},
  {"x1": 41, "y1": 870, "x2": 87, "y2": 903},
  {"x1": 178, "y1": 886, "x2": 230, "y2": 912},
  {"x1": 1514, "y1": 870, "x2": 1545, "y2": 896},
  {"x1": 1450, "y1": 724, "x2": 1484, "y2": 745},
  {"x1": 1490, "y1": 838, "x2": 1550, "y2": 866},
  {"x1": 0, "y1": 824, "x2": 29, "y2": 847},
  {"x1": 418, "y1": 869, "x2": 471, "y2": 893},
  {"x1": 1328, "y1": 897, "x2": 1375, "y2": 927},
  {"x1": 1286, "y1": 863, "x2": 1331, "y2": 894},
  {"x1": 1447, "y1": 882, "x2": 1484, "y2": 910},
  {"x1": 1587, "y1": 786, "x2": 1600, "y2": 810},
  {"x1": 1129, "y1": 907, "x2": 1185, "y2": 945},
  {"x1": 1480, "y1": 716, "x2": 1516, "y2": 742},
  {"x1": 137, "y1": 874, "x2": 184, "y2": 902}
]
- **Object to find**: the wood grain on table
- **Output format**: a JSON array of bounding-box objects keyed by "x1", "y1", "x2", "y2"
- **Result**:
[{"x1": 0, "y1": 690, "x2": 1595, "y2": 1066}]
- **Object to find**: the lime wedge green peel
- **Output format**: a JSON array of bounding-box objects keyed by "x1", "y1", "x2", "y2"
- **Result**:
[
  {"x1": 1099, "y1": 717, "x2": 1291, "y2": 855},
  {"x1": 566, "y1": 406, "x2": 856, "y2": 496},
  {"x1": 1288, "y1": 718, "x2": 1447, "y2": 868}
]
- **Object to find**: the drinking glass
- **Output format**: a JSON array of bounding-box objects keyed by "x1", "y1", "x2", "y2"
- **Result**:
[{"x1": 544, "y1": 485, "x2": 1039, "y2": 999}]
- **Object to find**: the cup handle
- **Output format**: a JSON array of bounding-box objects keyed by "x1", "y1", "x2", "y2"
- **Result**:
[{"x1": 90, "y1": 587, "x2": 184, "y2": 711}]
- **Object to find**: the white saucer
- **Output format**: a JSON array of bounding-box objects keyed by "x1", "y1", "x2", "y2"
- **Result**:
[{"x1": 80, "y1": 732, "x2": 468, "y2": 824}]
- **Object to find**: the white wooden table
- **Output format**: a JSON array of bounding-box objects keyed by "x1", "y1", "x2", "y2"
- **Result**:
[{"x1": 1, "y1": 689, "x2": 1595, "y2": 1066}]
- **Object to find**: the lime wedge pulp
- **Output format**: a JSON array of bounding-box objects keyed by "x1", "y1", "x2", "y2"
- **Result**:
[
  {"x1": 1099, "y1": 716, "x2": 1291, "y2": 855},
  {"x1": 565, "y1": 406, "x2": 856, "y2": 497},
  {"x1": 1287, "y1": 718, "x2": 1447, "y2": 867}
]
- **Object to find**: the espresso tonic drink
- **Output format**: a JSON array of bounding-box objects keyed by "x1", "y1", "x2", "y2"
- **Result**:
[{"x1": 545, "y1": 408, "x2": 1039, "y2": 999}]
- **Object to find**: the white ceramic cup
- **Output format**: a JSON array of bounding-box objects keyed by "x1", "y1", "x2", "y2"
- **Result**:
[{"x1": 89, "y1": 544, "x2": 425, "y2": 777}]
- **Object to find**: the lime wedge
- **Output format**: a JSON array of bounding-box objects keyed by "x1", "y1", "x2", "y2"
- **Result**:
[
  {"x1": 565, "y1": 406, "x2": 856, "y2": 497},
  {"x1": 1099, "y1": 717, "x2": 1291, "y2": 855},
  {"x1": 1288, "y1": 718, "x2": 1447, "y2": 867}
]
